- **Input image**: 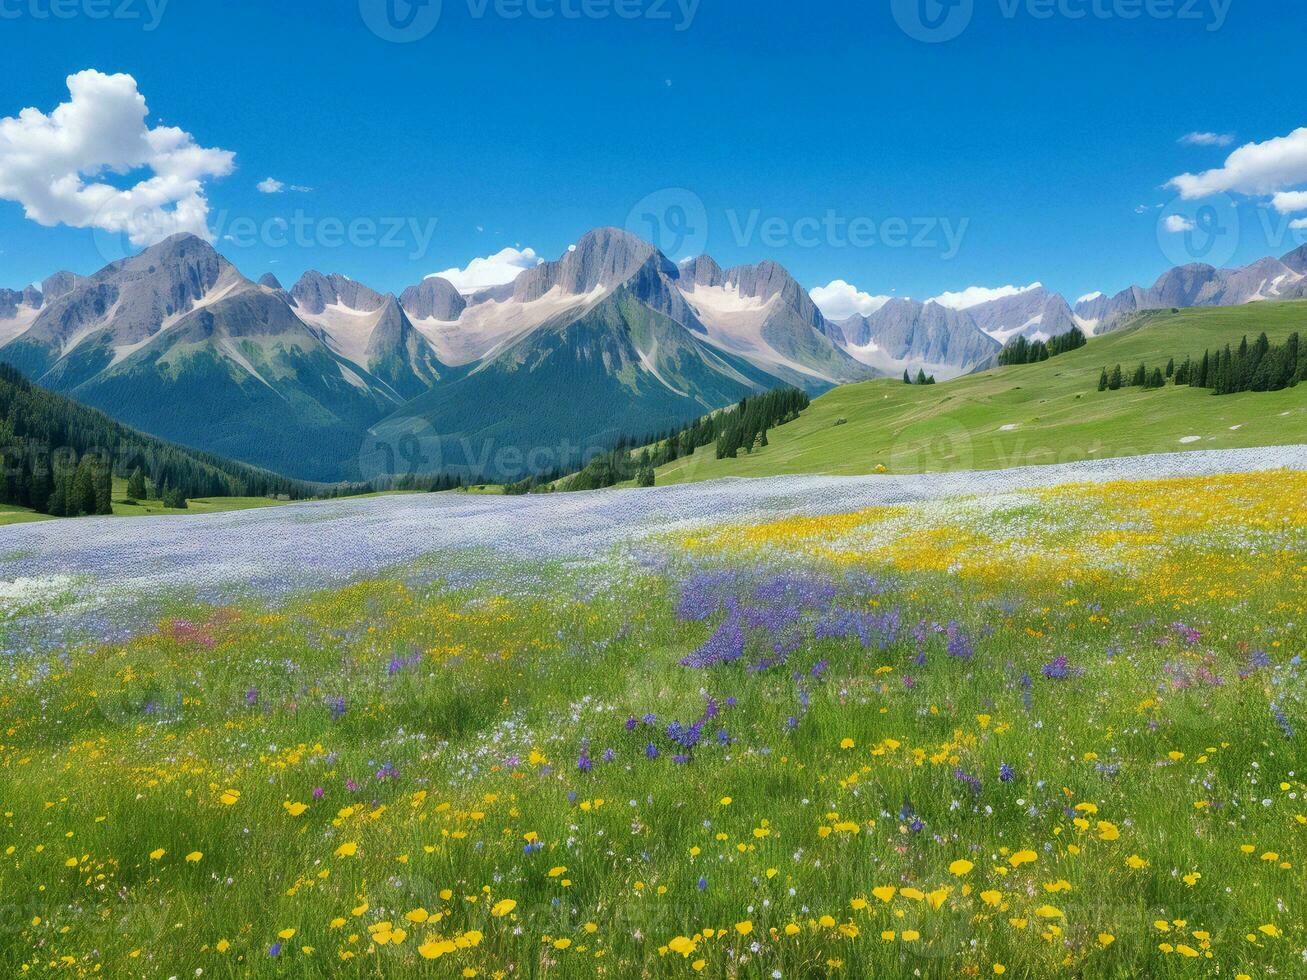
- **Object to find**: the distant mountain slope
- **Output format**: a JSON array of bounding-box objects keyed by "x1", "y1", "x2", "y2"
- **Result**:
[
  {"x1": 0, "y1": 236, "x2": 407, "y2": 482},
  {"x1": 290, "y1": 271, "x2": 447, "y2": 400},
  {"x1": 964, "y1": 286, "x2": 1080, "y2": 343},
  {"x1": 652, "y1": 299, "x2": 1307, "y2": 484},
  {"x1": 1073, "y1": 247, "x2": 1307, "y2": 333},
  {"x1": 376, "y1": 278, "x2": 782, "y2": 480},
  {"x1": 830, "y1": 299, "x2": 1000, "y2": 379},
  {"x1": 0, "y1": 362, "x2": 309, "y2": 515}
]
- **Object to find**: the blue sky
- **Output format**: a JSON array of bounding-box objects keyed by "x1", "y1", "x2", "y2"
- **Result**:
[{"x1": 2, "y1": 0, "x2": 1305, "y2": 310}]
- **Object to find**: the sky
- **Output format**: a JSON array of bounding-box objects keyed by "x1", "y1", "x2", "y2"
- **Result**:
[{"x1": 2, "y1": 0, "x2": 1306, "y2": 314}]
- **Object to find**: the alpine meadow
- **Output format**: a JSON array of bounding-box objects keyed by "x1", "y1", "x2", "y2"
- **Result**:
[{"x1": 1, "y1": 2, "x2": 1305, "y2": 978}]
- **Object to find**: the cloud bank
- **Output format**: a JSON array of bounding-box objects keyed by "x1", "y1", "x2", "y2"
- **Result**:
[{"x1": 0, "y1": 70, "x2": 235, "y2": 247}]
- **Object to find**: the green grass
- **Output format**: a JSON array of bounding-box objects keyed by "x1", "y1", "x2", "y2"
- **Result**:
[
  {"x1": 107, "y1": 476, "x2": 292, "y2": 518},
  {"x1": 1, "y1": 471, "x2": 1302, "y2": 977},
  {"x1": 0, "y1": 503, "x2": 52, "y2": 527},
  {"x1": 655, "y1": 301, "x2": 1307, "y2": 484}
]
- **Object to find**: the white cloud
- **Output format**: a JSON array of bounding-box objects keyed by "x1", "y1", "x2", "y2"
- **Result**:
[
  {"x1": 1179, "y1": 131, "x2": 1235, "y2": 147},
  {"x1": 1292, "y1": 218, "x2": 1307, "y2": 231},
  {"x1": 1135, "y1": 203, "x2": 1162, "y2": 214},
  {"x1": 1164, "y1": 215, "x2": 1197, "y2": 233},
  {"x1": 1077, "y1": 291, "x2": 1103, "y2": 304},
  {"x1": 428, "y1": 245, "x2": 542, "y2": 294},
  {"x1": 257, "y1": 177, "x2": 284, "y2": 194},
  {"x1": 809, "y1": 280, "x2": 892, "y2": 320},
  {"x1": 1168, "y1": 126, "x2": 1307, "y2": 199},
  {"x1": 1271, "y1": 190, "x2": 1307, "y2": 214},
  {"x1": 0, "y1": 70, "x2": 235, "y2": 247},
  {"x1": 929, "y1": 282, "x2": 1041, "y2": 310}
]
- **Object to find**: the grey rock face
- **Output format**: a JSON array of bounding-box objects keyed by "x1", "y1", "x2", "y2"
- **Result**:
[
  {"x1": 1283, "y1": 244, "x2": 1307, "y2": 275},
  {"x1": 258, "y1": 272, "x2": 284, "y2": 289},
  {"x1": 966, "y1": 287, "x2": 1078, "y2": 341},
  {"x1": 290, "y1": 271, "x2": 386, "y2": 315},
  {"x1": 399, "y1": 276, "x2": 467, "y2": 321},
  {"x1": 513, "y1": 227, "x2": 672, "y2": 302},
  {"x1": 40, "y1": 271, "x2": 83, "y2": 301},
  {"x1": 19, "y1": 233, "x2": 229, "y2": 353},
  {"x1": 0, "y1": 287, "x2": 41, "y2": 319},
  {"x1": 848, "y1": 299, "x2": 1000, "y2": 368},
  {"x1": 677, "y1": 255, "x2": 726, "y2": 290}
]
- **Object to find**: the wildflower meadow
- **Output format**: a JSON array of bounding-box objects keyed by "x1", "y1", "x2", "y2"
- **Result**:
[{"x1": 1, "y1": 471, "x2": 1304, "y2": 977}]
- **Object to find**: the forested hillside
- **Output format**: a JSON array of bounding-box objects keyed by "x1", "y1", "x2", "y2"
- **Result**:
[{"x1": 0, "y1": 365, "x2": 312, "y2": 516}]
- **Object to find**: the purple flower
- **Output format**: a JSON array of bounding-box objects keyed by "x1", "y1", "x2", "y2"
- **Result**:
[
  {"x1": 245, "y1": 687, "x2": 259, "y2": 707},
  {"x1": 645, "y1": 742, "x2": 659, "y2": 760},
  {"x1": 697, "y1": 876, "x2": 708, "y2": 890},
  {"x1": 268, "y1": 943, "x2": 282, "y2": 957},
  {"x1": 999, "y1": 762, "x2": 1015, "y2": 783},
  {"x1": 312, "y1": 786, "x2": 324, "y2": 798},
  {"x1": 1041, "y1": 656, "x2": 1071, "y2": 680}
]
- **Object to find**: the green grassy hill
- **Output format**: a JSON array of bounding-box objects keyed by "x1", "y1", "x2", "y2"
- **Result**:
[{"x1": 655, "y1": 301, "x2": 1307, "y2": 483}]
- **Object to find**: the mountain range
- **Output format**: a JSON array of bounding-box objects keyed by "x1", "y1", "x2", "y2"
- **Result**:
[{"x1": 0, "y1": 230, "x2": 1303, "y2": 483}]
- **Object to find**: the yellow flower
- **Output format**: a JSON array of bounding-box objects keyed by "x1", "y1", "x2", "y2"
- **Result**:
[
  {"x1": 278, "y1": 928, "x2": 296, "y2": 940},
  {"x1": 1182, "y1": 871, "x2": 1200, "y2": 886},
  {"x1": 1258, "y1": 924, "x2": 1281, "y2": 938},
  {"x1": 948, "y1": 859, "x2": 974, "y2": 877},
  {"x1": 1096, "y1": 821, "x2": 1120, "y2": 841},
  {"x1": 405, "y1": 908, "x2": 429, "y2": 923},
  {"x1": 185, "y1": 851, "x2": 202, "y2": 863},
  {"x1": 980, "y1": 890, "x2": 1002, "y2": 908},
  {"x1": 719, "y1": 797, "x2": 732, "y2": 806},
  {"x1": 1034, "y1": 905, "x2": 1063, "y2": 919},
  {"x1": 785, "y1": 923, "x2": 801, "y2": 936},
  {"x1": 692, "y1": 960, "x2": 706, "y2": 972},
  {"x1": 1126, "y1": 854, "x2": 1148, "y2": 869},
  {"x1": 1098, "y1": 933, "x2": 1115, "y2": 946},
  {"x1": 491, "y1": 899, "x2": 516, "y2": 917},
  {"x1": 283, "y1": 801, "x2": 309, "y2": 816},
  {"x1": 219, "y1": 788, "x2": 241, "y2": 806},
  {"x1": 735, "y1": 921, "x2": 753, "y2": 936},
  {"x1": 993, "y1": 966, "x2": 1006, "y2": 975},
  {"x1": 149, "y1": 848, "x2": 165, "y2": 860},
  {"x1": 668, "y1": 936, "x2": 697, "y2": 957},
  {"x1": 548, "y1": 866, "x2": 567, "y2": 877},
  {"x1": 1008, "y1": 849, "x2": 1037, "y2": 867},
  {"x1": 872, "y1": 886, "x2": 896, "y2": 903},
  {"x1": 926, "y1": 887, "x2": 951, "y2": 910},
  {"x1": 216, "y1": 939, "x2": 230, "y2": 953},
  {"x1": 902, "y1": 929, "x2": 920, "y2": 941},
  {"x1": 840, "y1": 738, "x2": 855, "y2": 749},
  {"x1": 335, "y1": 842, "x2": 358, "y2": 858},
  {"x1": 552, "y1": 938, "x2": 571, "y2": 950}
]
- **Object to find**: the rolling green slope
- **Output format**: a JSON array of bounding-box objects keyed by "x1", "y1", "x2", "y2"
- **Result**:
[{"x1": 654, "y1": 301, "x2": 1307, "y2": 483}]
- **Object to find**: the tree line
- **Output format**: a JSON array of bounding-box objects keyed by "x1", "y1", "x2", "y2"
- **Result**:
[
  {"x1": 507, "y1": 387, "x2": 810, "y2": 494},
  {"x1": 0, "y1": 364, "x2": 314, "y2": 517},
  {"x1": 1098, "y1": 332, "x2": 1304, "y2": 395},
  {"x1": 998, "y1": 327, "x2": 1088, "y2": 367}
]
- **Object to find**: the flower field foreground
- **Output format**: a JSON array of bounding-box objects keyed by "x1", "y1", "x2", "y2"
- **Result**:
[{"x1": 1, "y1": 471, "x2": 1304, "y2": 977}]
